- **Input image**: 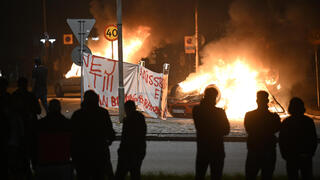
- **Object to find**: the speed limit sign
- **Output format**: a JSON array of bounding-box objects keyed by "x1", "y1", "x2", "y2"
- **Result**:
[{"x1": 104, "y1": 24, "x2": 118, "y2": 41}]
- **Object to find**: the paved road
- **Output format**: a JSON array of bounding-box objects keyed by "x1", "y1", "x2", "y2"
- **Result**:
[{"x1": 109, "y1": 141, "x2": 320, "y2": 176}]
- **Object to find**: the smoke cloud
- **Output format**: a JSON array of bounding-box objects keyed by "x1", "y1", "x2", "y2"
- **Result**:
[
  {"x1": 88, "y1": 0, "x2": 195, "y2": 63},
  {"x1": 197, "y1": 0, "x2": 320, "y2": 107},
  {"x1": 88, "y1": 0, "x2": 320, "y2": 107}
]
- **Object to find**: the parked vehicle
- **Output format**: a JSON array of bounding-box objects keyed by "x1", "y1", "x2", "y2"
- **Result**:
[
  {"x1": 54, "y1": 77, "x2": 80, "y2": 97},
  {"x1": 168, "y1": 94, "x2": 202, "y2": 118}
]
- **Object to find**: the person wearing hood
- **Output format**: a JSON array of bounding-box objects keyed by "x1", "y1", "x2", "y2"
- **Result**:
[
  {"x1": 279, "y1": 97, "x2": 318, "y2": 180},
  {"x1": 71, "y1": 90, "x2": 115, "y2": 180},
  {"x1": 192, "y1": 86, "x2": 230, "y2": 180}
]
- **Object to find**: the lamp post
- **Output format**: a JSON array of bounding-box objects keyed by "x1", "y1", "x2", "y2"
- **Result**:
[
  {"x1": 42, "y1": 0, "x2": 48, "y2": 65},
  {"x1": 195, "y1": 0, "x2": 199, "y2": 72},
  {"x1": 117, "y1": 0, "x2": 125, "y2": 123}
]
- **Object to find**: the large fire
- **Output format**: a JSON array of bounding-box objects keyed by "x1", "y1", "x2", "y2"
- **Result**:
[
  {"x1": 179, "y1": 58, "x2": 278, "y2": 120},
  {"x1": 65, "y1": 63, "x2": 81, "y2": 78},
  {"x1": 65, "y1": 26, "x2": 150, "y2": 78}
]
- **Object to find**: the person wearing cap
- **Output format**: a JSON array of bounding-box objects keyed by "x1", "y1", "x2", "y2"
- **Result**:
[
  {"x1": 279, "y1": 97, "x2": 318, "y2": 180},
  {"x1": 244, "y1": 90, "x2": 281, "y2": 180},
  {"x1": 32, "y1": 57, "x2": 48, "y2": 113},
  {"x1": 192, "y1": 86, "x2": 230, "y2": 180}
]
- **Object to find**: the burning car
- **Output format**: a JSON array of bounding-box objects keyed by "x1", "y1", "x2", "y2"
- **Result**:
[
  {"x1": 168, "y1": 94, "x2": 202, "y2": 118},
  {"x1": 168, "y1": 84, "x2": 220, "y2": 118},
  {"x1": 54, "y1": 63, "x2": 81, "y2": 97},
  {"x1": 54, "y1": 76, "x2": 81, "y2": 97}
]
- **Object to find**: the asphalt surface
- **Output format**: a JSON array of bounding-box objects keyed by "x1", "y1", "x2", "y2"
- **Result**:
[{"x1": 108, "y1": 141, "x2": 320, "y2": 176}]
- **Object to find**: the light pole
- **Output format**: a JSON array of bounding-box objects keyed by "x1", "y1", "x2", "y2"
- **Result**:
[
  {"x1": 117, "y1": 0, "x2": 125, "y2": 123},
  {"x1": 42, "y1": 0, "x2": 48, "y2": 65}
]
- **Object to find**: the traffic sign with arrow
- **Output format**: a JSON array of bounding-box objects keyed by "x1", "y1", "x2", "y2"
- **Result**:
[{"x1": 67, "y1": 19, "x2": 95, "y2": 44}]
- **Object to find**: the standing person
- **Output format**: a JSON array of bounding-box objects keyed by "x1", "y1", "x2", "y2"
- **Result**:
[
  {"x1": 33, "y1": 99, "x2": 72, "y2": 180},
  {"x1": 0, "y1": 77, "x2": 11, "y2": 180},
  {"x1": 192, "y1": 86, "x2": 230, "y2": 180},
  {"x1": 71, "y1": 90, "x2": 115, "y2": 180},
  {"x1": 9, "y1": 77, "x2": 41, "y2": 180},
  {"x1": 32, "y1": 57, "x2": 48, "y2": 113},
  {"x1": 279, "y1": 97, "x2": 318, "y2": 180},
  {"x1": 244, "y1": 90, "x2": 281, "y2": 180},
  {"x1": 115, "y1": 100, "x2": 147, "y2": 180}
]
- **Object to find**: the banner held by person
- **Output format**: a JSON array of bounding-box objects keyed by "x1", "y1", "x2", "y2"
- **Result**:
[{"x1": 82, "y1": 53, "x2": 168, "y2": 119}]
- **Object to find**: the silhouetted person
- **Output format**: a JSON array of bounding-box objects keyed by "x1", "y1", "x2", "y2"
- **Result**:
[
  {"x1": 244, "y1": 90, "x2": 281, "y2": 180},
  {"x1": 71, "y1": 90, "x2": 115, "y2": 180},
  {"x1": 115, "y1": 100, "x2": 147, "y2": 180},
  {"x1": 0, "y1": 77, "x2": 11, "y2": 180},
  {"x1": 32, "y1": 57, "x2": 48, "y2": 113},
  {"x1": 279, "y1": 97, "x2": 318, "y2": 180},
  {"x1": 9, "y1": 77, "x2": 41, "y2": 180},
  {"x1": 192, "y1": 86, "x2": 230, "y2": 180},
  {"x1": 34, "y1": 99, "x2": 72, "y2": 180}
]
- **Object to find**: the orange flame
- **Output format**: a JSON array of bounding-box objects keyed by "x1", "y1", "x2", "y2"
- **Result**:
[
  {"x1": 92, "y1": 26, "x2": 150, "y2": 63},
  {"x1": 179, "y1": 58, "x2": 270, "y2": 120},
  {"x1": 65, "y1": 63, "x2": 81, "y2": 78},
  {"x1": 65, "y1": 26, "x2": 151, "y2": 78}
]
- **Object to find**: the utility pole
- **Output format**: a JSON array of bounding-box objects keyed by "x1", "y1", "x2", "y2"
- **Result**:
[
  {"x1": 195, "y1": 0, "x2": 199, "y2": 72},
  {"x1": 117, "y1": 0, "x2": 125, "y2": 123},
  {"x1": 42, "y1": 0, "x2": 48, "y2": 65},
  {"x1": 315, "y1": 46, "x2": 320, "y2": 109}
]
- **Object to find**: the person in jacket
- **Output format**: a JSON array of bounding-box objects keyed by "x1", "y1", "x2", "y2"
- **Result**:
[
  {"x1": 192, "y1": 86, "x2": 230, "y2": 180},
  {"x1": 244, "y1": 90, "x2": 281, "y2": 180},
  {"x1": 71, "y1": 90, "x2": 115, "y2": 180},
  {"x1": 115, "y1": 100, "x2": 147, "y2": 180},
  {"x1": 32, "y1": 57, "x2": 48, "y2": 112},
  {"x1": 0, "y1": 77, "x2": 11, "y2": 180},
  {"x1": 279, "y1": 97, "x2": 318, "y2": 180},
  {"x1": 34, "y1": 99, "x2": 72, "y2": 180},
  {"x1": 9, "y1": 77, "x2": 41, "y2": 180}
]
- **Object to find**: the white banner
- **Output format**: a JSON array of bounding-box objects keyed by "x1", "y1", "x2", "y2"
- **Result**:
[{"x1": 82, "y1": 53, "x2": 167, "y2": 119}]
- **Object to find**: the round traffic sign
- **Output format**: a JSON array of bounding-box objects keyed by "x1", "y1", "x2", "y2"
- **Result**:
[
  {"x1": 104, "y1": 24, "x2": 118, "y2": 41},
  {"x1": 71, "y1": 45, "x2": 92, "y2": 66}
]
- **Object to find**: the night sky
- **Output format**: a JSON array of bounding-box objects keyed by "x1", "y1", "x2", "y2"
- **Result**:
[{"x1": 3, "y1": 0, "x2": 320, "y2": 108}]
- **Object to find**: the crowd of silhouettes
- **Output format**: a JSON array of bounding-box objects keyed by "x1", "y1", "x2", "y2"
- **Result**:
[{"x1": 1, "y1": 73, "x2": 318, "y2": 180}]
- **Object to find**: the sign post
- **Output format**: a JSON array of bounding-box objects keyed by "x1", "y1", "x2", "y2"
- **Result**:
[
  {"x1": 104, "y1": 24, "x2": 118, "y2": 59},
  {"x1": 309, "y1": 30, "x2": 320, "y2": 109},
  {"x1": 117, "y1": 0, "x2": 125, "y2": 123},
  {"x1": 67, "y1": 19, "x2": 95, "y2": 101}
]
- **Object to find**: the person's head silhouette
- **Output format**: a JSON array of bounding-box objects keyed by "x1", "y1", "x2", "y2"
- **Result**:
[
  {"x1": 203, "y1": 86, "x2": 219, "y2": 106},
  {"x1": 48, "y1": 99, "x2": 61, "y2": 114},
  {"x1": 82, "y1": 90, "x2": 99, "y2": 108},
  {"x1": 256, "y1": 90, "x2": 269, "y2": 109},
  {"x1": 125, "y1": 100, "x2": 136, "y2": 115},
  {"x1": 17, "y1": 77, "x2": 28, "y2": 90},
  {"x1": 34, "y1": 57, "x2": 42, "y2": 66},
  {"x1": 288, "y1": 97, "x2": 305, "y2": 116}
]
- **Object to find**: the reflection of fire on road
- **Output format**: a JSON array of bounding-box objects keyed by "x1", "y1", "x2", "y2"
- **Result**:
[
  {"x1": 178, "y1": 58, "x2": 283, "y2": 120},
  {"x1": 65, "y1": 26, "x2": 151, "y2": 78}
]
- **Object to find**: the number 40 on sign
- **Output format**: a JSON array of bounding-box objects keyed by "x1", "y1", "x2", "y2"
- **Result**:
[{"x1": 104, "y1": 24, "x2": 118, "y2": 41}]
